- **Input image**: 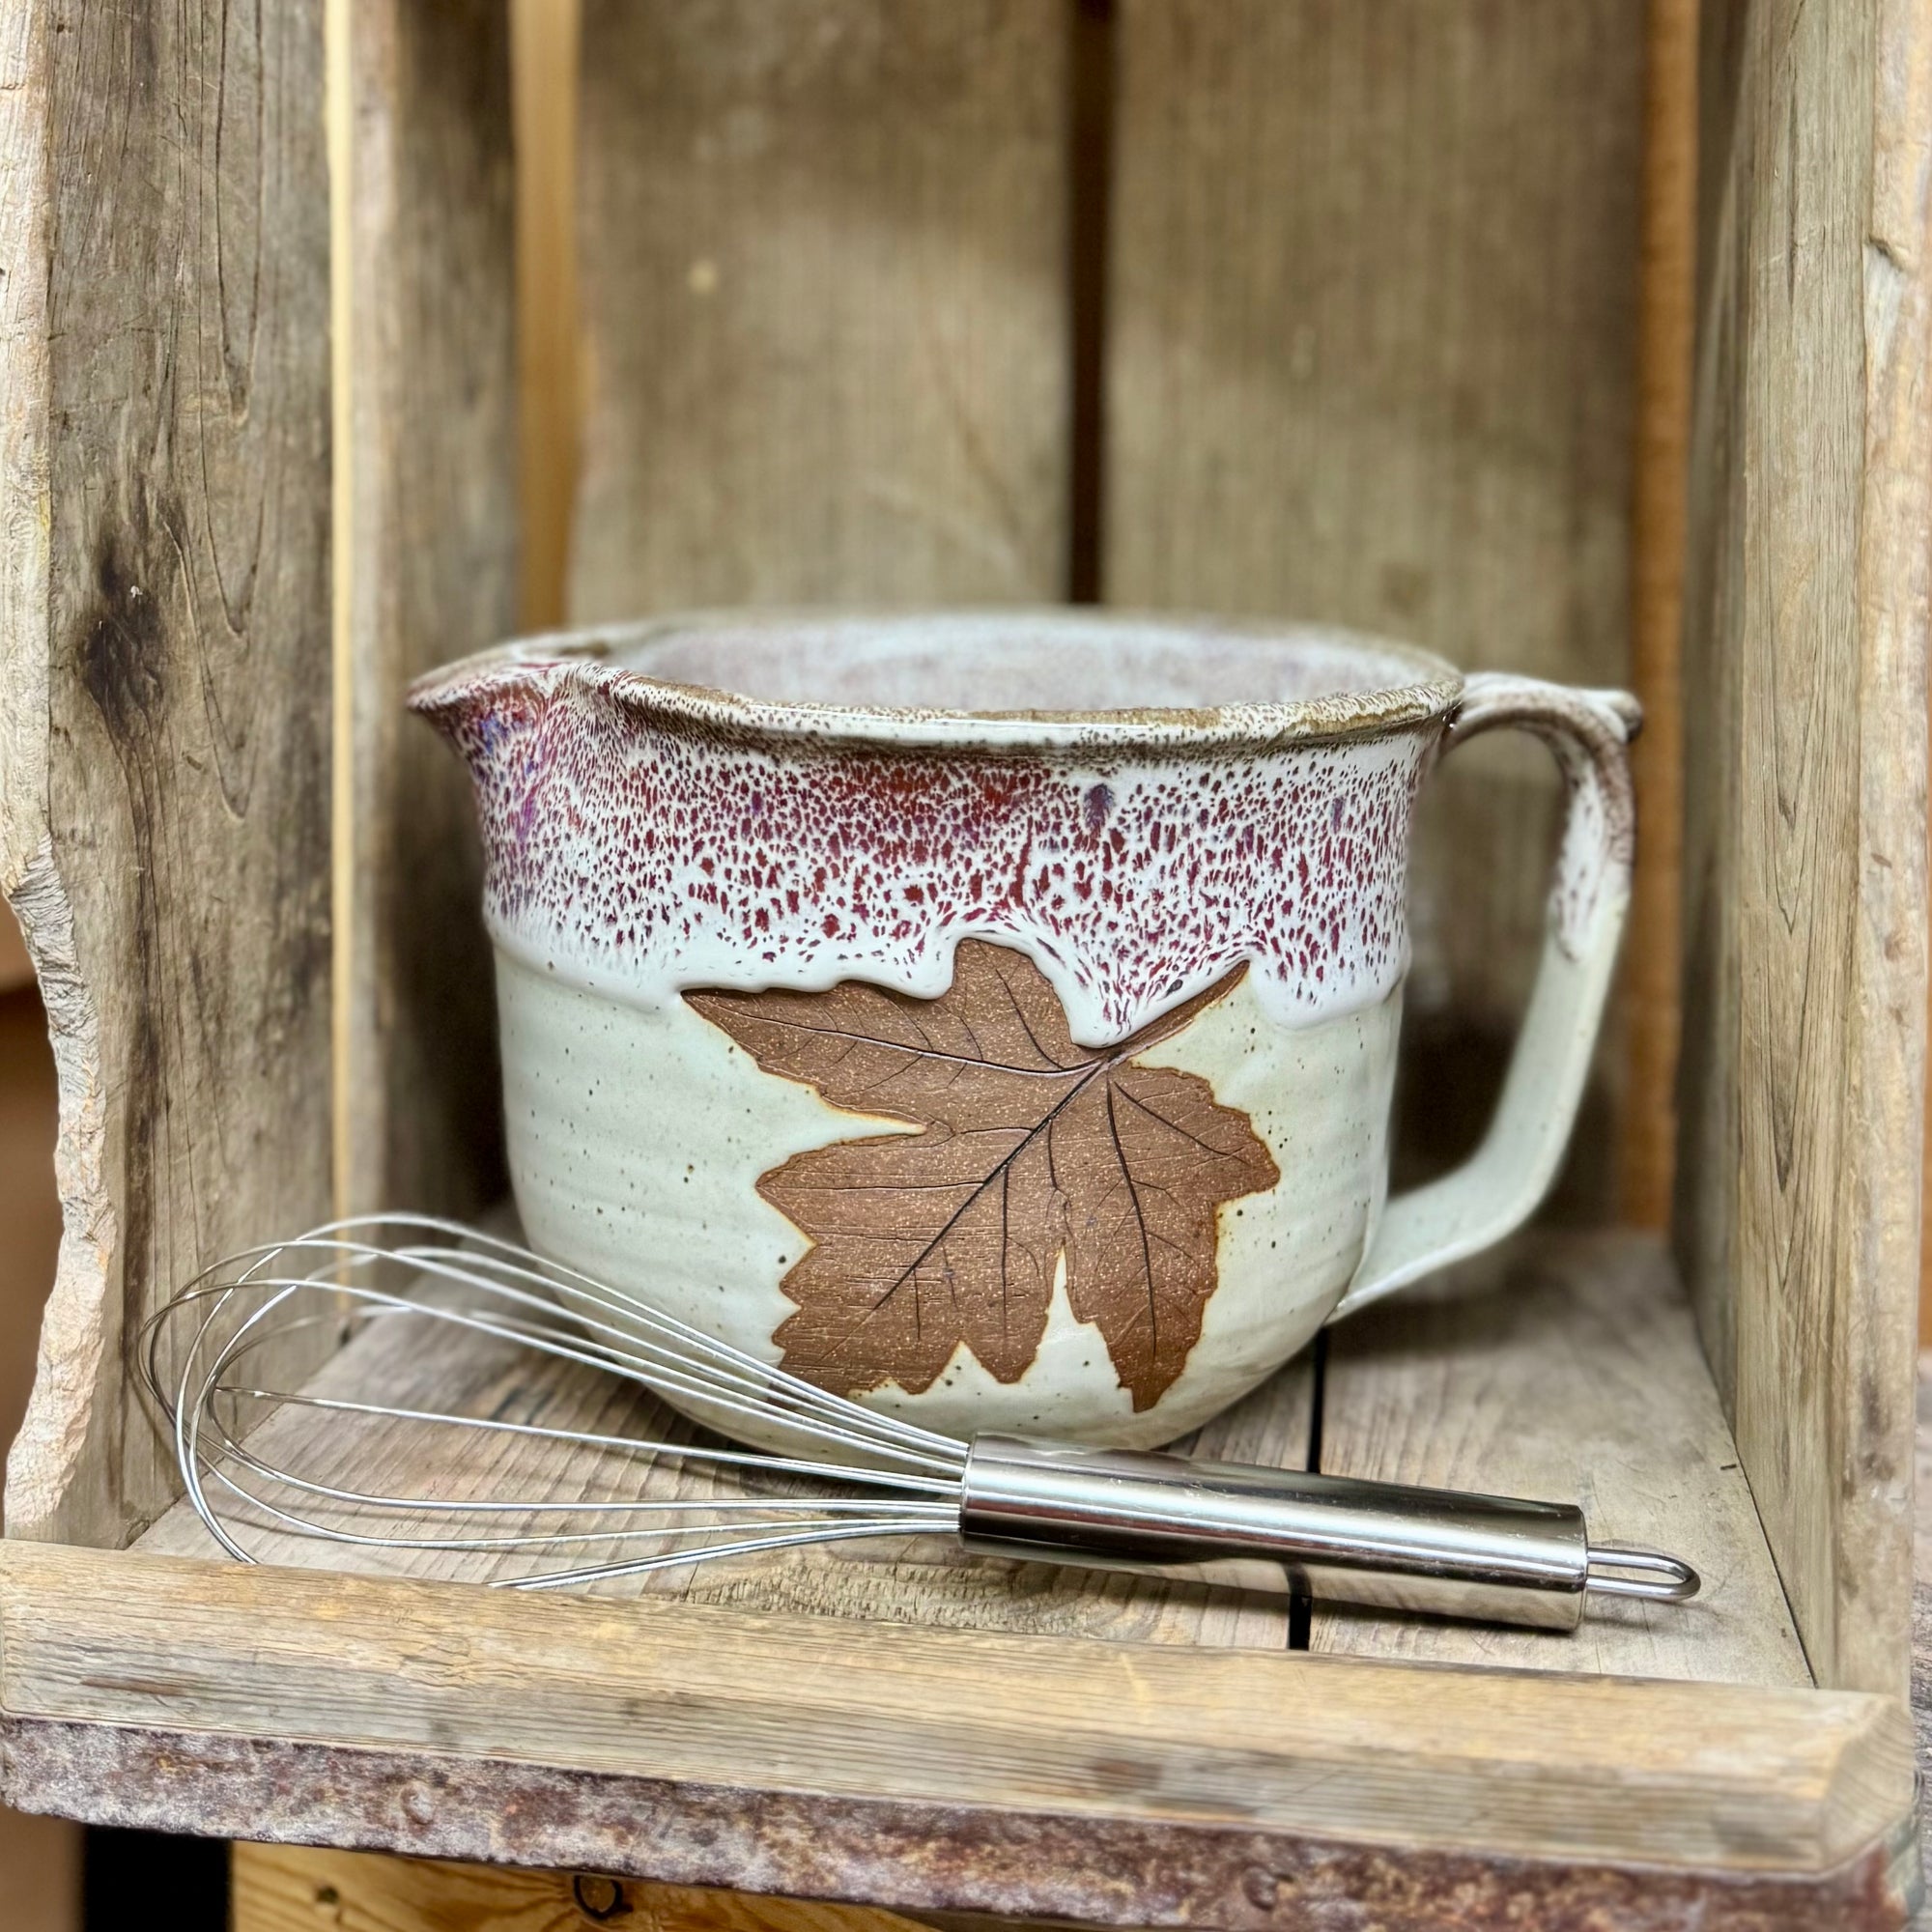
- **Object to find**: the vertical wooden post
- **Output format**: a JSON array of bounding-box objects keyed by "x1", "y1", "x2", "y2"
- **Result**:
[
  {"x1": 1618, "y1": 0, "x2": 1697, "y2": 1230},
  {"x1": 512, "y1": 0, "x2": 582, "y2": 635},
  {"x1": 0, "y1": 0, "x2": 336, "y2": 1548},
  {"x1": 1674, "y1": 0, "x2": 1932, "y2": 1698},
  {"x1": 331, "y1": 0, "x2": 519, "y2": 1224}
]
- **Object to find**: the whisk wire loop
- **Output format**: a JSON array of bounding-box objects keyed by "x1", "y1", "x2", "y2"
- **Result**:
[{"x1": 140, "y1": 1215, "x2": 969, "y2": 1580}]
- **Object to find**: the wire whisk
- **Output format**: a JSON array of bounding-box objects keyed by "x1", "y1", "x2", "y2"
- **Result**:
[{"x1": 140, "y1": 1215, "x2": 1700, "y2": 1629}]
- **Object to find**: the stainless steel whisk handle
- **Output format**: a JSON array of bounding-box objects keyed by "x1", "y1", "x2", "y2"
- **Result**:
[{"x1": 958, "y1": 1435, "x2": 1699, "y2": 1633}]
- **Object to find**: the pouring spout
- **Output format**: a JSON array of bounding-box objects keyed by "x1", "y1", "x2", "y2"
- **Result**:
[
  {"x1": 408, "y1": 645, "x2": 576, "y2": 753},
  {"x1": 406, "y1": 649, "x2": 596, "y2": 918}
]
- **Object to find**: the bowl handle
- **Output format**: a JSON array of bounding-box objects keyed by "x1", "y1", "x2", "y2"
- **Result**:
[{"x1": 1328, "y1": 672, "x2": 1639, "y2": 1322}]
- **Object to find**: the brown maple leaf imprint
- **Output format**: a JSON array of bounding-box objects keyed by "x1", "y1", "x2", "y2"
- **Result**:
[{"x1": 685, "y1": 941, "x2": 1280, "y2": 1410}]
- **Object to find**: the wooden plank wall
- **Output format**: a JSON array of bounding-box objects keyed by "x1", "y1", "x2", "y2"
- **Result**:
[
  {"x1": 0, "y1": 0, "x2": 335, "y2": 1548},
  {"x1": 334, "y1": 0, "x2": 518, "y2": 1223},
  {"x1": 568, "y1": 0, "x2": 1072, "y2": 622},
  {"x1": 1105, "y1": 1, "x2": 1646, "y2": 1218},
  {"x1": 0, "y1": 0, "x2": 514, "y2": 1548},
  {"x1": 1675, "y1": 0, "x2": 1931, "y2": 1698}
]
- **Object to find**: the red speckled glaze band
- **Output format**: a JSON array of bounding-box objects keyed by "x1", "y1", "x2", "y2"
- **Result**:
[{"x1": 409, "y1": 612, "x2": 1457, "y2": 1043}]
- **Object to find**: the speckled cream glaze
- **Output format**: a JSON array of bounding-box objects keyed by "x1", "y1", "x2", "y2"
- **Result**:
[
  {"x1": 409, "y1": 612, "x2": 1461, "y2": 1044},
  {"x1": 497, "y1": 951, "x2": 1401, "y2": 1451}
]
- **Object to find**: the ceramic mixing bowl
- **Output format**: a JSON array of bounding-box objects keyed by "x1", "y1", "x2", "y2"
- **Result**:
[{"x1": 412, "y1": 611, "x2": 1635, "y2": 1451}]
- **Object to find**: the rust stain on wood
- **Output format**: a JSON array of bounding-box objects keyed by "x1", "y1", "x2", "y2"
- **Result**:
[{"x1": 0, "y1": 1719, "x2": 1914, "y2": 1932}]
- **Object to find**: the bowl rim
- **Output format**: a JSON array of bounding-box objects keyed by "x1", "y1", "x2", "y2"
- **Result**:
[{"x1": 407, "y1": 608, "x2": 1465, "y2": 754}]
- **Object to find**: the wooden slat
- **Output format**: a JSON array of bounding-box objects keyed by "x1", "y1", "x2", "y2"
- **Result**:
[
  {"x1": 1675, "y1": 0, "x2": 1931, "y2": 1699},
  {"x1": 1674, "y1": 6, "x2": 1745, "y2": 1414},
  {"x1": 0, "y1": 1, "x2": 52, "y2": 971},
  {"x1": 566, "y1": 0, "x2": 1071, "y2": 621},
  {"x1": 232, "y1": 1846, "x2": 933, "y2": 1932},
  {"x1": 135, "y1": 1273, "x2": 1308, "y2": 1650},
  {"x1": 1104, "y1": 0, "x2": 1645, "y2": 1214},
  {"x1": 511, "y1": 0, "x2": 582, "y2": 636},
  {"x1": 0, "y1": 1539, "x2": 1914, "y2": 1894},
  {"x1": 1311, "y1": 1230, "x2": 1809, "y2": 1687},
  {"x1": 1619, "y1": 0, "x2": 1698, "y2": 1229},
  {"x1": 335, "y1": 0, "x2": 518, "y2": 1225},
  {"x1": 0, "y1": 0, "x2": 334, "y2": 1548}
]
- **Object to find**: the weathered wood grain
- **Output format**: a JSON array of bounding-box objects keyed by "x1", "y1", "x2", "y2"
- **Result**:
[
  {"x1": 0, "y1": 1539, "x2": 1914, "y2": 1892},
  {"x1": 0, "y1": 0, "x2": 62, "y2": 1270},
  {"x1": 0, "y1": 0, "x2": 51, "y2": 935},
  {"x1": 1104, "y1": 0, "x2": 1645, "y2": 1213},
  {"x1": 1674, "y1": 0, "x2": 1931, "y2": 1699},
  {"x1": 0, "y1": 0, "x2": 335, "y2": 1548},
  {"x1": 135, "y1": 1269, "x2": 1307, "y2": 1650},
  {"x1": 1312, "y1": 1230, "x2": 1809, "y2": 1687},
  {"x1": 232, "y1": 1846, "x2": 934, "y2": 1932},
  {"x1": 335, "y1": 0, "x2": 518, "y2": 1226},
  {"x1": 567, "y1": 0, "x2": 1070, "y2": 622}
]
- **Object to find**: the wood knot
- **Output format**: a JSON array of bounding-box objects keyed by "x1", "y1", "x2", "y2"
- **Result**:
[
  {"x1": 573, "y1": 1873, "x2": 627, "y2": 1920},
  {"x1": 78, "y1": 526, "x2": 169, "y2": 744}
]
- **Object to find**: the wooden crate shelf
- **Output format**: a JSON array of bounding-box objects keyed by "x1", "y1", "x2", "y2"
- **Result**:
[
  {"x1": 0, "y1": 1514, "x2": 1913, "y2": 1930},
  {"x1": 2, "y1": 1, "x2": 1928, "y2": 1927},
  {"x1": 0, "y1": 1231, "x2": 1885, "y2": 1923},
  {"x1": 132, "y1": 1229, "x2": 1800, "y2": 1688}
]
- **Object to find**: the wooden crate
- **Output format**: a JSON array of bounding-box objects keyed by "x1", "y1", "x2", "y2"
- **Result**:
[{"x1": 1, "y1": 2, "x2": 1928, "y2": 1927}]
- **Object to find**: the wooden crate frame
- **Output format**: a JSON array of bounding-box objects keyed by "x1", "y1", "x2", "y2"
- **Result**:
[{"x1": 1, "y1": 2, "x2": 1928, "y2": 1927}]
